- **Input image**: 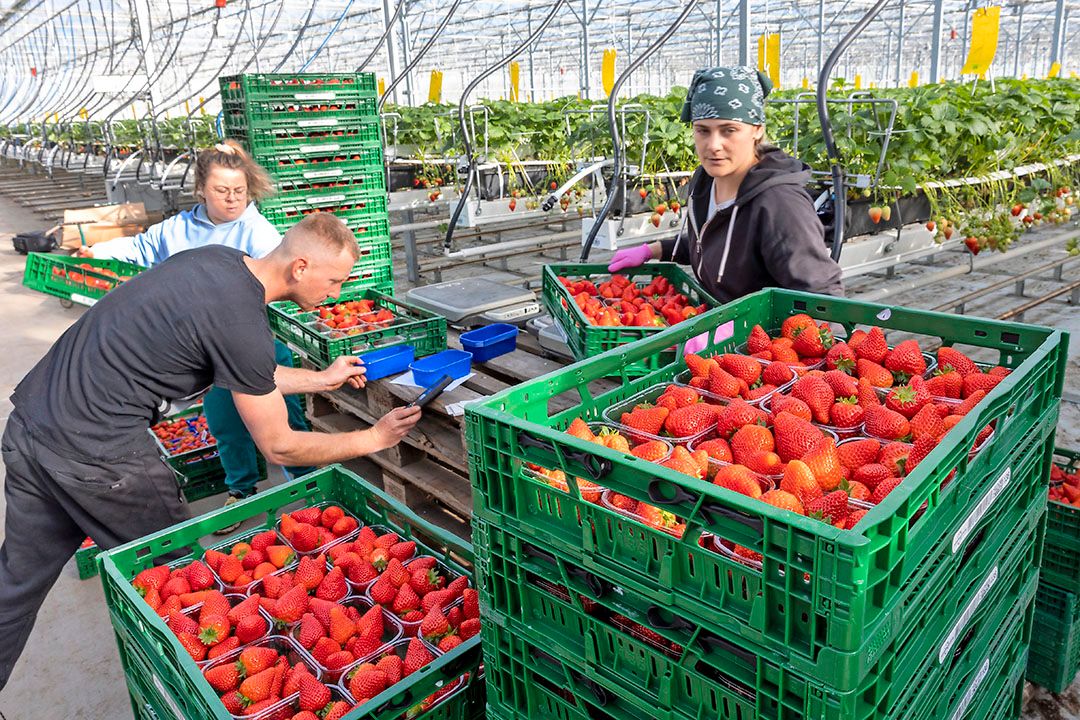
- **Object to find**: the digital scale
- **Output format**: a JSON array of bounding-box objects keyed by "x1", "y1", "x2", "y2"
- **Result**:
[{"x1": 405, "y1": 278, "x2": 542, "y2": 329}]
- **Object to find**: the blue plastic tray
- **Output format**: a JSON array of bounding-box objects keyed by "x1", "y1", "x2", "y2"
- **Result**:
[
  {"x1": 410, "y1": 349, "x2": 472, "y2": 387},
  {"x1": 460, "y1": 323, "x2": 519, "y2": 363},
  {"x1": 358, "y1": 345, "x2": 414, "y2": 381}
]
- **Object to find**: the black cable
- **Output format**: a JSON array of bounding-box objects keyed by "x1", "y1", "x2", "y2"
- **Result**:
[
  {"x1": 444, "y1": 0, "x2": 565, "y2": 252},
  {"x1": 379, "y1": 0, "x2": 461, "y2": 113},
  {"x1": 817, "y1": 0, "x2": 890, "y2": 262},
  {"x1": 355, "y1": 0, "x2": 406, "y2": 73},
  {"x1": 580, "y1": 0, "x2": 699, "y2": 261}
]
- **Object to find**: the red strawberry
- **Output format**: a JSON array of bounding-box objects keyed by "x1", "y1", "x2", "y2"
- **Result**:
[
  {"x1": 161, "y1": 575, "x2": 192, "y2": 599},
  {"x1": 716, "y1": 400, "x2": 768, "y2": 438},
  {"x1": 197, "y1": 614, "x2": 230, "y2": 646},
  {"x1": 802, "y1": 438, "x2": 844, "y2": 491},
  {"x1": 909, "y1": 404, "x2": 946, "y2": 441},
  {"x1": 664, "y1": 404, "x2": 718, "y2": 438},
  {"x1": 294, "y1": 554, "x2": 326, "y2": 591},
  {"x1": 729, "y1": 424, "x2": 775, "y2": 464},
  {"x1": 792, "y1": 325, "x2": 832, "y2": 358},
  {"x1": 349, "y1": 668, "x2": 388, "y2": 701},
  {"x1": 773, "y1": 411, "x2": 825, "y2": 462},
  {"x1": 856, "y1": 377, "x2": 881, "y2": 407},
  {"x1": 185, "y1": 561, "x2": 215, "y2": 591},
  {"x1": 250, "y1": 530, "x2": 279, "y2": 553},
  {"x1": 884, "y1": 377, "x2": 931, "y2": 419},
  {"x1": 843, "y1": 509, "x2": 868, "y2": 529},
  {"x1": 391, "y1": 584, "x2": 421, "y2": 616},
  {"x1": 878, "y1": 443, "x2": 912, "y2": 477},
  {"x1": 291, "y1": 524, "x2": 320, "y2": 553},
  {"x1": 462, "y1": 588, "x2": 479, "y2": 619},
  {"x1": 721, "y1": 354, "x2": 762, "y2": 385},
  {"x1": 925, "y1": 370, "x2": 964, "y2": 399},
  {"x1": 706, "y1": 366, "x2": 747, "y2": 398},
  {"x1": 863, "y1": 405, "x2": 911, "y2": 441},
  {"x1": 310, "y1": 637, "x2": 340, "y2": 665},
  {"x1": 323, "y1": 701, "x2": 353, "y2": 720},
  {"x1": 207, "y1": 635, "x2": 240, "y2": 660},
  {"x1": 770, "y1": 394, "x2": 812, "y2": 422},
  {"x1": 884, "y1": 340, "x2": 926, "y2": 382},
  {"x1": 320, "y1": 506, "x2": 345, "y2": 530},
  {"x1": 825, "y1": 341, "x2": 856, "y2": 373},
  {"x1": 205, "y1": 662, "x2": 241, "y2": 692},
  {"x1": 829, "y1": 398, "x2": 864, "y2": 428},
  {"x1": 780, "y1": 460, "x2": 823, "y2": 506},
  {"x1": 297, "y1": 613, "x2": 325, "y2": 649},
  {"x1": 781, "y1": 314, "x2": 816, "y2": 340},
  {"x1": 954, "y1": 389, "x2": 987, "y2": 416},
  {"x1": 438, "y1": 634, "x2": 464, "y2": 652},
  {"x1": 240, "y1": 549, "x2": 266, "y2": 572},
  {"x1": 404, "y1": 637, "x2": 436, "y2": 675},
  {"x1": 235, "y1": 614, "x2": 267, "y2": 644},
  {"x1": 685, "y1": 353, "x2": 720, "y2": 378},
  {"x1": 316, "y1": 567, "x2": 349, "y2": 602},
  {"x1": 854, "y1": 327, "x2": 888, "y2": 364},
  {"x1": 762, "y1": 361, "x2": 795, "y2": 386},
  {"x1": 823, "y1": 369, "x2": 859, "y2": 398},
  {"x1": 962, "y1": 373, "x2": 1002, "y2": 398},
  {"x1": 805, "y1": 490, "x2": 850, "y2": 523},
  {"x1": 388, "y1": 541, "x2": 416, "y2": 562},
  {"x1": 271, "y1": 585, "x2": 309, "y2": 625},
  {"x1": 694, "y1": 437, "x2": 733, "y2": 463},
  {"x1": 446, "y1": 575, "x2": 469, "y2": 599},
  {"x1": 298, "y1": 673, "x2": 332, "y2": 712},
  {"x1": 857, "y1": 359, "x2": 893, "y2": 388},
  {"x1": 792, "y1": 374, "x2": 835, "y2": 424},
  {"x1": 176, "y1": 632, "x2": 207, "y2": 661},
  {"x1": 746, "y1": 325, "x2": 773, "y2": 354},
  {"x1": 328, "y1": 605, "x2": 357, "y2": 645},
  {"x1": 420, "y1": 607, "x2": 451, "y2": 641},
  {"x1": 238, "y1": 646, "x2": 279, "y2": 676},
  {"x1": 292, "y1": 507, "x2": 323, "y2": 526},
  {"x1": 238, "y1": 666, "x2": 276, "y2": 704},
  {"x1": 904, "y1": 434, "x2": 939, "y2": 475},
  {"x1": 937, "y1": 347, "x2": 979, "y2": 376},
  {"x1": 324, "y1": 650, "x2": 356, "y2": 671},
  {"x1": 853, "y1": 463, "x2": 891, "y2": 490},
  {"x1": 871, "y1": 476, "x2": 903, "y2": 503},
  {"x1": 620, "y1": 405, "x2": 669, "y2": 436}
]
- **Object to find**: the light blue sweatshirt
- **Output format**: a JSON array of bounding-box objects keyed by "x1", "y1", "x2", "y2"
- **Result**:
[{"x1": 89, "y1": 202, "x2": 281, "y2": 266}]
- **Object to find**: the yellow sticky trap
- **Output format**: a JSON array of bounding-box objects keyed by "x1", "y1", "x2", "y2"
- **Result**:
[
  {"x1": 428, "y1": 70, "x2": 443, "y2": 103},
  {"x1": 854, "y1": 74, "x2": 862, "y2": 89},
  {"x1": 802, "y1": 77, "x2": 809, "y2": 89},
  {"x1": 766, "y1": 34, "x2": 781, "y2": 88},
  {"x1": 909, "y1": 71, "x2": 919, "y2": 87},
  {"x1": 509, "y1": 61, "x2": 521, "y2": 102},
  {"x1": 79, "y1": 108, "x2": 88, "y2": 119},
  {"x1": 757, "y1": 34, "x2": 766, "y2": 73},
  {"x1": 199, "y1": 97, "x2": 207, "y2": 115},
  {"x1": 601, "y1": 49, "x2": 616, "y2": 97},
  {"x1": 1048, "y1": 62, "x2": 1061, "y2": 78},
  {"x1": 378, "y1": 78, "x2": 386, "y2": 96},
  {"x1": 961, "y1": 6, "x2": 1000, "y2": 76}
]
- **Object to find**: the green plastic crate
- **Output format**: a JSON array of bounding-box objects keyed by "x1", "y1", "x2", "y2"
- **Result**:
[
  {"x1": 228, "y1": 122, "x2": 383, "y2": 158},
  {"x1": 260, "y1": 143, "x2": 385, "y2": 184},
  {"x1": 259, "y1": 188, "x2": 387, "y2": 229},
  {"x1": 465, "y1": 288, "x2": 1066, "y2": 684},
  {"x1": 1026, "y1": 582, "x2": 1080, "y2": 692},
  {"x1": 268, "y1": 285, "x2": 444, "y2": 369},
  {"x1": 149, "y1": 405, "x2": 224, "y2": 481},
  {"x1": 22, "y1": 252, "x2": 145, "y2": 306},
  {"x1": 1044, "y1": 447, "x2": 1080, "y2": 594},
  {"x1": 541, "y1": 263, "x2": 718, "y2": 376},
  {"x1": 219, "y1": 73, "x2": 378, "y2": 105},
  {"x1": 473, "y1": 480, "x2": 1043, "y2": 702},
  {"x1": 482, "y1": 568, "x2": 1034, "y2": 720},
  {"x1": 268, "y1": 172, "x2": 386, "y2": 207},
  {"x1": 223, "y1": 96, "x2": 379, "y2": 130},
  {"x1": 75, "y1": 539, "x2": 101, "y2": 580},
  {"x1": 99, "y1": 465, "x2": 482, "y2": 720}
]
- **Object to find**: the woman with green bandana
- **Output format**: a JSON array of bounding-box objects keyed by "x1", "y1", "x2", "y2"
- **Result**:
[{"x1": 609, "y1": 66, "x2": 843, "y2": 350}]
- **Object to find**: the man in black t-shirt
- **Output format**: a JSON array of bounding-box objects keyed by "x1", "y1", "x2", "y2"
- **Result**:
[{"x1": 0, "y1": 213, "x2": 421, "y2": 689}]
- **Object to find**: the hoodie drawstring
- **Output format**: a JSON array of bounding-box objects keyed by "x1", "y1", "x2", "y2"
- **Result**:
[{"x1": 716, "y1": 205, "x2": 738, "y2": 283}]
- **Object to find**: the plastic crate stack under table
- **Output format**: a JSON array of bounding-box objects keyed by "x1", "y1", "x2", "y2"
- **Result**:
[
  {"x1": 463, "y1": 288, "x2": 1066, "y2": 720},
  {"x1": 219, "y1": 72, "x2": 392, "y2": 293}
]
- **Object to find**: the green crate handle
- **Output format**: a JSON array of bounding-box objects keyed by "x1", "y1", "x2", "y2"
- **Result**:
[{"x1": 645, "y1": 480, "x2": 765, "y2": 533}]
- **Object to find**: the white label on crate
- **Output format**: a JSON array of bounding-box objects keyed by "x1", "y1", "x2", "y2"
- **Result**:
[
  {"x1": 953, "y1": 467, "x2": 1011, "y2": 553},
  {"x1": 297, "y1": 118, "x2": 338, "y2": 128},
  {"x1": 298, "y1": 143, "x2": 341, "y2": 154},
  {"x1": 950, "y1": 657, "x2": 991, "y2": 720},
  {"x1": 152, "y1": 673, "x2": 186, "y2": 719},
  {"x1": 307, "y1": 194, "x2": 346, "y2": 205},
  {"x1": 303, "y1": 169, "x2": 343, "y2": 179},
  {"x1": 293, "y1": 92, "x2": 338, "y2": 101},
  {"x1": 70, "y1": 293, "x2": 97, "y2": 306},
  {"x1": 939, "y1": 565, "x2": 998, "y2": 663}
]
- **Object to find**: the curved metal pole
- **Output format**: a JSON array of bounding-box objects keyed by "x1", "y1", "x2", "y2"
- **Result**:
[
  {"x1": 817, "y1": 0, "x2": 890, "y2": 263},
  {"x1": 379, "y1": 0, "x2": 462, "y2": 113},
  {"x1": 580, "y1": 0, "x2": 700, "y2": 261},
  {"x1": 444, "y1": 0, "x2": 566, "y2": 254},
  {"x1": 299, "y1": 0, "x2": 355, "y2": 72},
  {"x1": 355, "y1": 0, "x2": 406, "y2": 72}
]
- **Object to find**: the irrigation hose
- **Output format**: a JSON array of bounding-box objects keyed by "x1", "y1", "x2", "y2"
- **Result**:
[
  {"x1": 580, "y1": 0, "x2": 699, "y2": 262},
  {"x1": 444, "y1": 0, "x2": 566, "y2": 254},
  {"x1": 378, "y1": 0, "x2": 461, "y2": 114},
  {"x1": 817, "y1": 0, "x2": 890, "y2": 263},
  {"x1": 355, "y1": 0, "x2": 406, "y2": 72}
]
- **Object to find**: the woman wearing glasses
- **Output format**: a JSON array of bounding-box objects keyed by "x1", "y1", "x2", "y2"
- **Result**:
[{"x1": 79, "y1": 141, "x2": 312, "y2": 526}]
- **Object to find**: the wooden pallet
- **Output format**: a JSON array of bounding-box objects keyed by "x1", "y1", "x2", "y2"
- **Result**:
[{"x1": 306, "y1": 328, "x2": 615, "y2": 523}]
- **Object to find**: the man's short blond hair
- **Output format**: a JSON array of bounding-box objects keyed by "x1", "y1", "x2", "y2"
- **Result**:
[{"x1": 282, "y1": 212, "x2": 360, "y2": 261}]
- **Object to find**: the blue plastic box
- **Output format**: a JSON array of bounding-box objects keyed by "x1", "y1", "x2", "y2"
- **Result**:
[
  {"x1": 357, "y1": 345, "x2": 415, "y2": 381},
  {"x1": 410, "y1": 349, "x2": 473, "y2": 387},
  {"x1": 460, "y1": 323, "x2": 519, "y2": 363}
]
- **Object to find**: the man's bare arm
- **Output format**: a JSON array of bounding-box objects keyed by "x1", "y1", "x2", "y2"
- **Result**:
[
  {"x1": 233, "y1": 389, "x2": 420, "y2": 466},
  {"x1": 274, "y1": 355, "x2": 367, "y2": 395}
]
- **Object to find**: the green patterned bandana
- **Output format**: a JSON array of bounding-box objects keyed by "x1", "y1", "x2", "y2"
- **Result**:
[{"x1": 680, "y1": 66, "x2": 773, "y2": 125}]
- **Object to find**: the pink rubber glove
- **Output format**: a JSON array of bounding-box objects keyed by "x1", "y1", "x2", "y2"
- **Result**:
[
  {"x1": 683, "y1": 321, "x2": 735, "y2": 355},
  {"x1": 608, "y1": 243, "x2": 654, "y2": 273}
]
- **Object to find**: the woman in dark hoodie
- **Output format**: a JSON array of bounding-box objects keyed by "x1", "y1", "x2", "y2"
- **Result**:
[{"x1": 610, "y1": 66, "x2": 843, "y2": 334}]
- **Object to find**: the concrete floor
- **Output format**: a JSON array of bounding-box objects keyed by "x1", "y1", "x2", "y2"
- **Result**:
[{"x1": 0, "y1": 182, "x2": 1078, "y2": 718}]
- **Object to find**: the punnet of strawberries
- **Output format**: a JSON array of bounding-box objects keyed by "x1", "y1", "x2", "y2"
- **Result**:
[
  {"x1": 128, "y1": 505, "x2": 480, "y2": 719},
  {"x1": 312, "y1": 298, "x2": 398, "y2": 338},
  {"x1": 558, "y1": 274, "x2": 706, "y2": 328},
  {"x1": 1050, "y1": 462, "x2": 1080, "y2": 507},
  {"x1": 151, "y1": 414, "x2": 216, "y2": 457}
]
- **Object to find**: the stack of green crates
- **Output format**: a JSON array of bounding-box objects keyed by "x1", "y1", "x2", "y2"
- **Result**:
[
  {"x1": 1027, "y1": 448, "x2": 1080, "y2": 692},
  {"x1": 99, "y1": 466, "x2": 485, "y2": 720},
  {"x1": 464, "y1": 288, "x2": 1066, "y2": 720},
  {"x1": 219, "y1": 72, "x2": 393, "y2": 294}
]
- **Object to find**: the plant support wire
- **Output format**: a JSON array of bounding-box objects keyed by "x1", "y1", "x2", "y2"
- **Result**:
[
  {"x1": 580, "y1": 0, "x2": 700, "y2": 262},
  {"x1": 443, "y1": 0, "x2": 566, "y2": 257}
]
